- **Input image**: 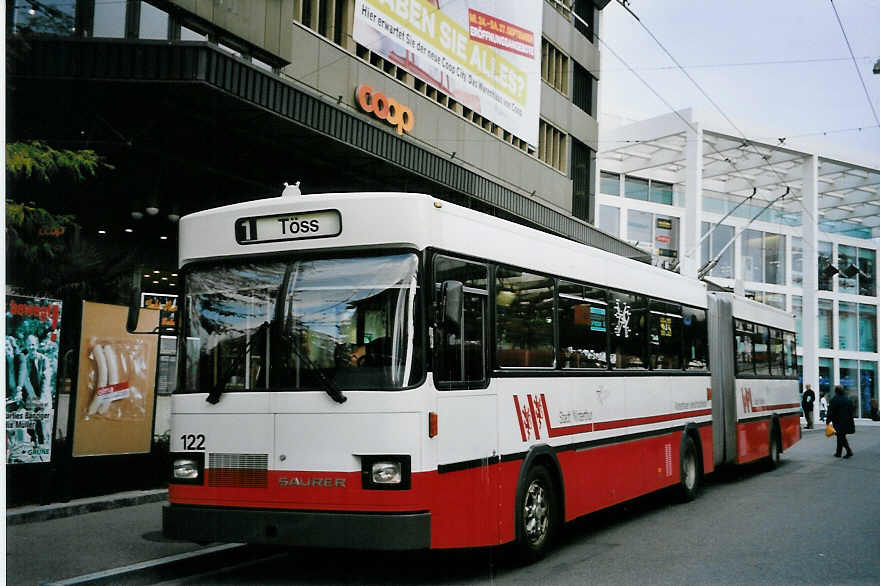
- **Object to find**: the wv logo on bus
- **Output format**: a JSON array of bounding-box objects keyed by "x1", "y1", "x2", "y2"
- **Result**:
[{"x1": 513, "y1": 394, "x2": 549, "y2": 442}]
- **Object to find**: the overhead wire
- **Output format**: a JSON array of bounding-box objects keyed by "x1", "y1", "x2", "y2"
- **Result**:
[{"x1": 829, "y1": 0, "x2": 880, "y2": 128}]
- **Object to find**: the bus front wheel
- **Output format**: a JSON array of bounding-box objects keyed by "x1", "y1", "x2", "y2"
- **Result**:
[{"x1": 516, "y1": 464, "x2": 556, "y2": 562}]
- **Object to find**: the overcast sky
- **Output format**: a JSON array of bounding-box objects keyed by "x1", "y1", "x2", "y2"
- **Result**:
[{"x1": 597, "y1": 0, "x2": 880, "y2": 166}]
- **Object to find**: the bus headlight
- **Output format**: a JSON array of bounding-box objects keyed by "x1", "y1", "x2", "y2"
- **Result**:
[
  {"x1": 169, "y1": 452, "x2": 204, "y2": 485},
  {"x1": 372, "y1": 461, "x2": 401, "y2": 484},
  {"x1": 361, "y1": 455, "x2": 411, "y2": 490},
  {"x1": 174, "y1": 459, "x2": 200, "y2": 480}
]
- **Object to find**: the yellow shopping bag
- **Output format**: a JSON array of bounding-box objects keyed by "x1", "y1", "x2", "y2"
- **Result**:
[{"x1": 825, "y1": 423, "x2": 836, "y2": 437}]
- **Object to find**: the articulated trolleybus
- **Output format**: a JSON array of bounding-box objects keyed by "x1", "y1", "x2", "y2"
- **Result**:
[{"x1": 162, "y1": 187, "x2": 800, "y2": 559}]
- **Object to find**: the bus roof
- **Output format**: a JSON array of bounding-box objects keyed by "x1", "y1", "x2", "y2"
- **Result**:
[{"x1": 179, "y1": 191, "x2": 708, "y2": 308}]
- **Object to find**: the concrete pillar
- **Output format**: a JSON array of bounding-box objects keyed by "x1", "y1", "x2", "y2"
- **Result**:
[
  {"x1": 681, "y1": 121, "x2": 702, "y2": 279},
  {"x1": 802, "y1": 154, "x2": 820, "y2": 423}
]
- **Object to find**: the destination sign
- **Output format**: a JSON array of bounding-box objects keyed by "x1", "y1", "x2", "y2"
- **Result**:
[{"x1": 235, "y1": 209, "x2": 342, "y2": 245}]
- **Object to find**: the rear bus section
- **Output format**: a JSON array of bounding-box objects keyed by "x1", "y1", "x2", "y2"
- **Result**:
[{"x1": 708, "y1": 292, "x2": 800, "y2": 468}]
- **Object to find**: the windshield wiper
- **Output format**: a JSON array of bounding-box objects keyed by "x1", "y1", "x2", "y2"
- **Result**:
[
  {"x1": 206, "y1": 321, "x2": 270, "y2": 405},
  {"x1": 280, "y1": 331, "x2": 347, "y2": 404}
]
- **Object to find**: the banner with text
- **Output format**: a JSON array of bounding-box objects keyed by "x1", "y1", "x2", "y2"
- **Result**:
[
  {"x1": 354, "y1": 0, "x2": 543, "y2": 145},
  {"x1": 6, "y1": 295, "x2": 62, "y2": 464}
]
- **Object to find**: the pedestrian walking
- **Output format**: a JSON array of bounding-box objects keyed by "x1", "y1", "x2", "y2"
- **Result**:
[
  {"x1": 819, "y1": 391, "x2": 828, "y2": 422},
  {"x1": 802, "y1": 384, "x2": 816, "y2": 429},
  {"x1": 827, "y1": 385, "x2": 855, "y2": 458}
]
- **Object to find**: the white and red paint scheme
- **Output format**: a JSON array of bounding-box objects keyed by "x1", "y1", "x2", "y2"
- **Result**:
[{"x1": 163, "y1": 192, "x2": 799, "y2": 552}]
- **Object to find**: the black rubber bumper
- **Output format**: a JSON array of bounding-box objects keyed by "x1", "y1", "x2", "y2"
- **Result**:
[{"x1": 163, "y1": 504, "x2": 431, "y2": 550}]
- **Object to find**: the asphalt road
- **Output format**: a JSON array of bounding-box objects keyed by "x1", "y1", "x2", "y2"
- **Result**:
[{"x1": 168, "y1": 426, "x2": 880, "y2": 585}]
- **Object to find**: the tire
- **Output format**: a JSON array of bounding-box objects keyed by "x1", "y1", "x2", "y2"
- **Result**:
[
  {"x1": 765, "y1": 425, "x2": 781, "y2": 470},
  {"x1": 678, "y1": 435, "x2": 700, "y2": 503},
  {"x1": 516, "y1": 465, "x2": 556, "y2": 563}
]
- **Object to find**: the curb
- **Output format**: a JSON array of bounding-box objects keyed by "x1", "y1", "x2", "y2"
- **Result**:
[{"x1": 6, "y1": 489, "x2": 168, "y2": 526}]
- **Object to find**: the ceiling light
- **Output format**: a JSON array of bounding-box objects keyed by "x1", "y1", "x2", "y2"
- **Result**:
[
  {"x1": 125, "y1": 228, "x2": 134, "y2": 233},
  {"x1": 98, "y1": 229, "x2": 107, "y2": 234},
  {"x1": 161, "y1": 277, "x2": 168, "y2": 281},
  {"x1": 145, "y1": 206, "x2": 160, "y2": 216},
  {"x1": 171, "y1": 273, "x2": 178, "y2": 277},
  {"x1": 168, "y1": 214, "x2": 180, "y2": 222},
  {"x1": 153, "y1": 280, "x2": 159, "y2": 284},
  {"x1": 160, "y1": 236, "x2": 168, "y2": 240},
  {"x1": 131, "y1": 211, "x2": 144, "y2": 220},
  {"x1": 143, "y1": 274, "x2": 150, "y2": 278}
]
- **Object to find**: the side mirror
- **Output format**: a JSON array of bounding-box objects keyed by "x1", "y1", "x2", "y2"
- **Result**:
[{"x1": 440, "y1": 280, "x2": 463, "y2": 329}]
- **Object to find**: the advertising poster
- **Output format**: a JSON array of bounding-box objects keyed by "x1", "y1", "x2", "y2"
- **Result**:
[
  {"x1": 6, "y1": 295, "x2": 62, "y2": 464},
  {"x1": 72, "y1": 301, "x2": 159, "y2": 457},
  {"x1": 354, "y1": 0, "x2": 543, "y2": 145}
]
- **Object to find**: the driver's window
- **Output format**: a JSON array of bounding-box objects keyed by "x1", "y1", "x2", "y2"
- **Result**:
[{"x1": 433, "y1": 255, "x2": 488, "y2": 386}]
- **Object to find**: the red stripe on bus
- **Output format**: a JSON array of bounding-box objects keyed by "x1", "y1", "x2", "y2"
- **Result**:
[
  {"x1": 512, "y1": 395, "x2": 527, "y2": 441},
  {"x1": 536, "y1": 394, "x2": 710, "y2": 438},
  {"x1": 749, "y1": 402, "x2": 799, "y2": 412}
]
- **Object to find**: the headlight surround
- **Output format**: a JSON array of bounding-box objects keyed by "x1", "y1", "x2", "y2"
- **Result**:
[
  {"x1": 174, "y1": 459, "x2": 200, "y2": 480},
  {"x1": 361, "y1": 455, "x2": 411, "y2": 490}
]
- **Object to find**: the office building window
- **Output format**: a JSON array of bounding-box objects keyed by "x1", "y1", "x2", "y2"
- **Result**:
[
  {"x1": 539, "y1": 120, "x2": 567, "y2": 172},
  {"x1": 839, "y1": 245, "x2": 858, "y2": 294},
  {"x1": 764, "y1": 232, "x2": 785, "y2": 285},
  {"x1": 859, "y1": 303, "x2": 877, "y2": 352},
  {"x1": 93, "y1": 0, "x2": 127, "y2": 38},
  {"x1": 598, "y1": 205, "x2": 619, "y2": 237},
  {"x1": 574, "y1": 0, "x2": 594, "y2": 42},
  {"x1": 743, "y1": 229, "x2": 763, "y2": 283},
  {"x1": 701, "y1": 223, "x2": 735, "y2": 279},
  {"x1": 793, "y1": 295, "x2": 802, "y2": 345},
  {"x1": 600, "y1": 172, "x2": 620, "y2": 196},
  {"x1": 819, "y1": 357, "x2": 833, "y2": 396},
  {"x1": 650, "y1": 181, "x2": 673, "y2": 205},
  {"x1": 818, "y1": 241, "x2": 833, "y2": 291},
  {"x1": 839, "y1": 301, "x2": 857, "y2": 351},
  {"x1": 627, "y1": 210, "x2": 653, "y2": 245},
  {"x1": 792, "y1": 237, "x2": 803, "y2": 286},
  {"x1": 542, "y1": 38, "x2": 569, "y2": 95},
  {"x1": 572, "y1": 61, "x2": 594, "y2": 115},
  {"x1": 859, "y1": 361, "x2": 876, "y2": 419},
  {"x1": 570, "y1": 139, "x2": 592, "y2": 221},
  {"x1": 624, "y1": 176, "x2": 649, "y2": 201},
  {"x1": 180, "y1": 26, "x2": 208, "y2": 41},
  {"x1": 859, "y1": 248, "x2": 876, "y2": 297},
  {"x1": 819, "y1": 299, "x2": 833, "y2": 349},
  {"x1": 139, "y1": 2, "x2": 169, "y2": 40},
  {"x1": 12, "y1": 0, "x2": 76, "y2": 35},
  {"x1": 765, "y1": 292, "x2": 785, "y2": 311},
  {"x1": 840, "y1": 359, "x2": 858, "y2": 402}
]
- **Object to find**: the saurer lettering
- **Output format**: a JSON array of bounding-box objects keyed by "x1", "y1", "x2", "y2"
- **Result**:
[{"x1": 279, "y1": 477, "x2": 346, "y2": 488}]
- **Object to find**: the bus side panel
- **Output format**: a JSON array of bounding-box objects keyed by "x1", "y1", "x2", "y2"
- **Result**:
[
  {"x1": 735, "y1": 419, "x2": 771, "y2": 464},
  {"x1": 427, "y1": 463, "x2": 503, "y2": 549},
  {"x1": 698, "y1": 424, "x2": 715, "y2": 475},
  {"x1": 559, "y1": 430, "x2": 685, "y2": 522},
  {"x1": 780, "y1": 413, "x2": 801, "y2": 450}
]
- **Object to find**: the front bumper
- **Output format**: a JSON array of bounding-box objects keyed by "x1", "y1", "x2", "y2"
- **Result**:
[{"x1": 163, "y1": 504, "x2": 431, "y2": 550}]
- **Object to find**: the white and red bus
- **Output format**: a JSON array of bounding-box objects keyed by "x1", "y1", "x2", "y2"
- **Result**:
[{"x1": 160, "y1": 188, "x2": 800, "y2": 559}]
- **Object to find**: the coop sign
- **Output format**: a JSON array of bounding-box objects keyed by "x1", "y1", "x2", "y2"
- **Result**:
[{"x1": 356, "y1": 84, "x2": 415, "y2": 135}]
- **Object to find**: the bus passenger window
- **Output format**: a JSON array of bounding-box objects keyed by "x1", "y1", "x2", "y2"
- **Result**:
[
  {"x1": 608, "y1": 292, "x2": 646, "y2": 370},
  {"x1": 753, "y1": 325, "x2": 771, "y2": 377},
  {"x1": 783, "y1": 331, "x2": 796, "y2": 377},
  {"x1": 682, "y1": 307, "x2": 708, "y2": 370},
  {"x1": 769, "y1": 328, "x2": 785, "y2": 377},
  {"x1": 649, "y1": 300, "x2": 682, "y2": 370},
  {"x1": 433, "y1": 255, "x2": 488, "y2": 385},
  {"x1": 558, "y1": 281, "x2": 608, "y2": 369},
  {"x1": 496, "y1": 267, "x2": 555, "y2": 368},
  {"x1": 735, "y1": 320, "x2": 755, "y2": 376}
]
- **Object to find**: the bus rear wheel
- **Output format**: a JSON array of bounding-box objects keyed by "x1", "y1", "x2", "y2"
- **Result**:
[
  {"x1": 677, "y1": 435, "x2": 699, "y2": 503},
  {"x1": 516, "y1": 464, "x2": 556, "y2": 562},
  {"x1": 765, "y1": 425, "x2": 781, "y2": 470}
]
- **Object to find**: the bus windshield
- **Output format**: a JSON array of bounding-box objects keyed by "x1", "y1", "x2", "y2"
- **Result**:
[{"x1": 182, "y1": 253, "x2": 421, "y2": 394}]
